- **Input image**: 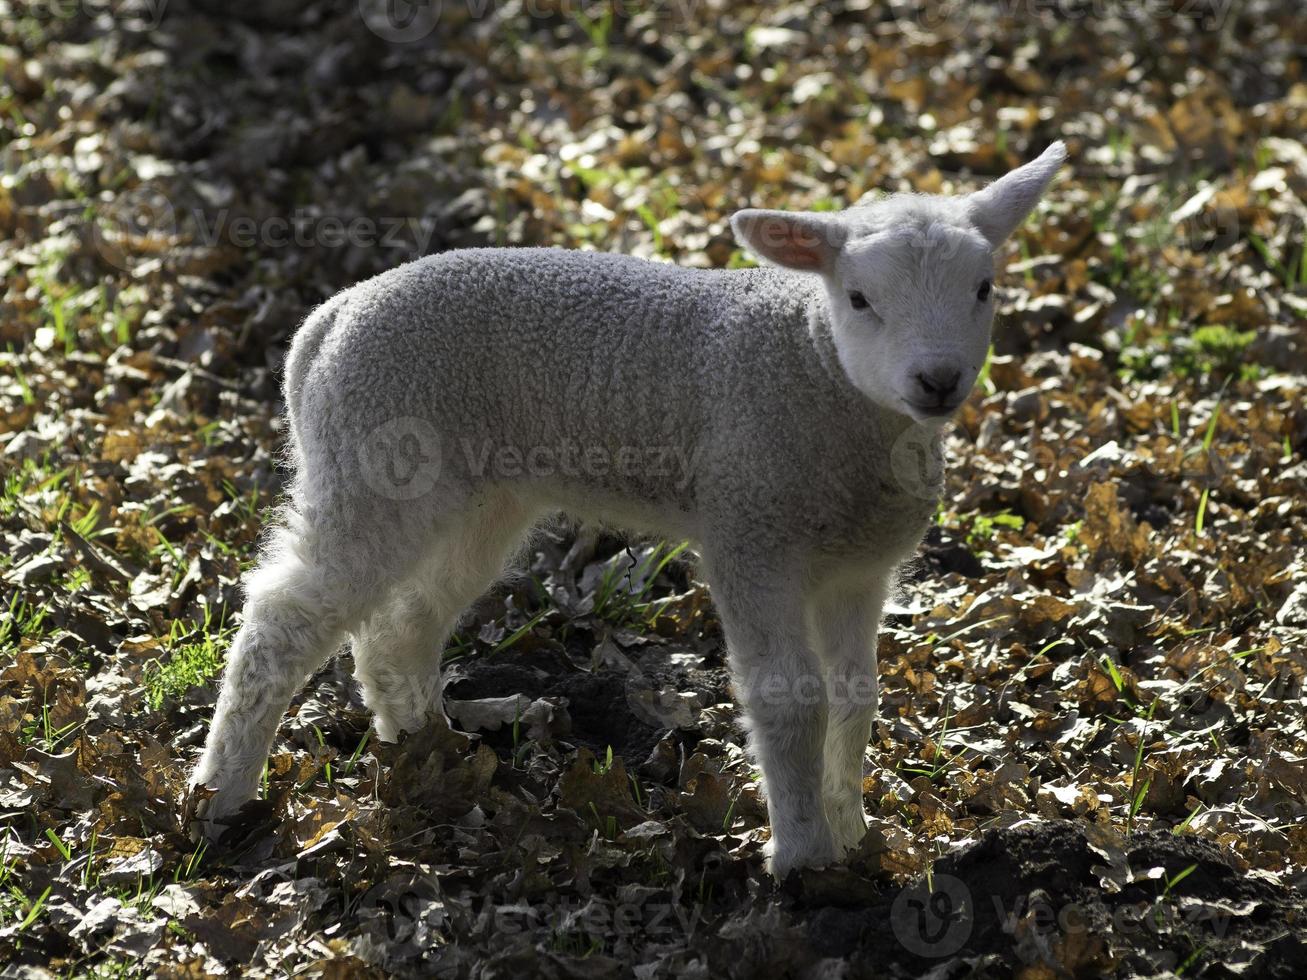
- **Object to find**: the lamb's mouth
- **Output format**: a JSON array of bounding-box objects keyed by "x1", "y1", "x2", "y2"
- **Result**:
[{"x1": 903, "y1": 398, "x2": 961, "y2": 419}]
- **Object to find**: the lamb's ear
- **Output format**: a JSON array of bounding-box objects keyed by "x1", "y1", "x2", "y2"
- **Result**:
[
  {"x1": 730, "y1": 209, "x2": 846, "y2": 272},
  {"x1": 966, "y1": 141, "x2": 1067, "y2": 247}
]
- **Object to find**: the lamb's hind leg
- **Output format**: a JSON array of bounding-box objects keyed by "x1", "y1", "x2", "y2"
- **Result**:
[
  {"x1": 189, "y1": 496, "x2": 426, "y2": 837},
  {"x1": 350, "y1": 585, "x2": 447, "y2": 744},
  {"x1": 811, "y1": 581, "x2": 885, "y2": 854},
  {"x1": 352, "y1": 492, "x2": 537, "y2": 742}
]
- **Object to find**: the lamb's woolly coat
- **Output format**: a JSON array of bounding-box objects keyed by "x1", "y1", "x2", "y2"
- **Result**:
[
  {"x1": 190, "y1": 143, "x2": 1066, "y2": 875},
  {"x1": 291, "y1": 249, "x2": 937, "y2": 562}
]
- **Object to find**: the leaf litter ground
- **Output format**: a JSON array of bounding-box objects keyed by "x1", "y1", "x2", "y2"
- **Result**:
[{"x1": 0, "y1": 2, "x2": 1305, "y2": 977}]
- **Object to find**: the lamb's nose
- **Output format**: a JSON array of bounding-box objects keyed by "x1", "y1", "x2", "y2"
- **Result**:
[{"x1": 915, "y1": 367, "x2": 962, "y2": 405}]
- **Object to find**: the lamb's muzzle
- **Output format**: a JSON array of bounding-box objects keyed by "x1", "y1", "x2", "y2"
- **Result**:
[
  {"x1": 189, "y1": 141, "x2": 1066, "y2": 877},
  {"x1": 911, "y1": 365, "x2": 964, "y2": 412}
]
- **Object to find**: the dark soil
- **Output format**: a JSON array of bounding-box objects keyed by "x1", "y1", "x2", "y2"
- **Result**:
[
  {"x1": 445, "y1": 633, "x2": 733, "y2": 767},
  {"x1": 805, "y1": 821, "x2": 1306, "y2": 978}
]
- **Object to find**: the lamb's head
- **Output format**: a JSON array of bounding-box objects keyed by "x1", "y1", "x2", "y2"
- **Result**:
[{"x1": 731, "y1": 141, "x2": 1066, "y2": 424}]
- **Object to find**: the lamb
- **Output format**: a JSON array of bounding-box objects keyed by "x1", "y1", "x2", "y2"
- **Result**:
[{"x1": 188, "y1": 142, "x2": 1066, "y2": 875}]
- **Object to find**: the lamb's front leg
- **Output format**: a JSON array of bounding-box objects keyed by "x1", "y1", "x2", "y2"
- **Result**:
[
  {"x1": 811, "y1": 583, "x2": 885, "y2": 854},
  {"x1": 706, "y1": 569, "x2": 837, "y2": 876}
]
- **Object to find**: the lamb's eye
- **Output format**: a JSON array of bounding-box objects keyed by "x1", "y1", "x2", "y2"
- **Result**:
[
  {"x1": 848, "y1": 291, "x2": 869, "y2": 310},
  {"x1": 977, "y1": 279, "x2": 993, "y2": 301}
]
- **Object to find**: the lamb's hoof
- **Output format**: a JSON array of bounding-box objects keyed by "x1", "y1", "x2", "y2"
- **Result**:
[
  {"x1": 764, "y1": 834, "x2": 841, "y2": 880},
  {"x1": 373, "y1": 716, "x2": 426, "y2": 744},
  {"x1": 372, "y1": 705, "x2": 451, "y2": 744},
  {"x1": 181, "y1": 780, "x2": 219, "y2": 843},
  {"x1": 373, "y1": 716, "x2": 419, "y2": 744},
  {"x1": 827, "y1": 807, "x2": 871, "y2": 856},
  {"x1": 182, "y1": 781, "x2": 274, "y2": 849}
]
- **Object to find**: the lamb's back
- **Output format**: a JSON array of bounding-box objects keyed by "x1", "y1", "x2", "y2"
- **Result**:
[{"x1": 293, "y1": 248, "x2": 813, "y2": 501}]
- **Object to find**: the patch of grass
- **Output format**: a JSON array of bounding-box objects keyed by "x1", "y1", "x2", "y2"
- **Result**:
[
  {"x1": 573, "y1": 4, "x2": 613, "y2": 62},
  {"x1": 1195, "y1": 488, "x2": 1210, "y2": 535},
  {"x1": 588, "y1": 801, "x2": 617, "y2": 840},
  {"x1": 942, "y1": 509, "x2": 1025, "y2": 554},
  {"x1": 635, "y1": 203, "x2": 665, "y2": 254},
  {"x1": 141, "y1": 606, "x2": 234, "y2": 710},
  {"x1": 296, "y1": 724, "x2": 340, "y2": 793},
  {"x1": 1189, "y1": 394, "x2": 1224, "y2": 538},
  {"x1": 0, "y1": 592, "x2": 52, "y2": 655},
  {"x1": 1248, "y1": 230, "x2": 1305, "y2": 290},
  {"x1": 563, "y1": 159, "x2": 681, "y2": 253},
  {"x1": 491, "y1": 606, "x2": 553, "y2": 654},
  {"x1": 1098, "y1": 232, "x2": 1171, "y2": 307},
  {"x1": 27, "y1": 252, "x2": 139, "y2": 356},
  {"x1": 1188, "y1": 325, "x2": 1258, "y2": 376},
  {"x1": 20, "y1": 697, "x2": 83, "y2": 752},
  {"x1": 1119, "y1": 321, "x2": 1260, "y2": 383},
  {"x1": 0, "y1": 456, "x2": 63, "y2": 520},
  {"x1": 974, "y1": 344, "x2": 996, "y2": 396},
  {"x1": 1125, "y1": 700, "x2": 1159, "y2": 835},
  {"x1": 0, "y1": 841, "x2": 52, "y2": 934},
  {"x1": 593, "y1": 540, "x2": 690, "y2": 628},
  {"x1": 897, "y1": 702, "x2": 960, "y2": 784},
  {"x1": 3, "y1": 346, "x2": 36, "y2": 404},
  {"x1": 77, "y1": 958, "x2": 155, "y2": 980}
]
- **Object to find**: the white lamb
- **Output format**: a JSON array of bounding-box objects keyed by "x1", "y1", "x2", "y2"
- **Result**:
[{"x1": 189, "y1": 143, "x2": 1066, "y2": 875}]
